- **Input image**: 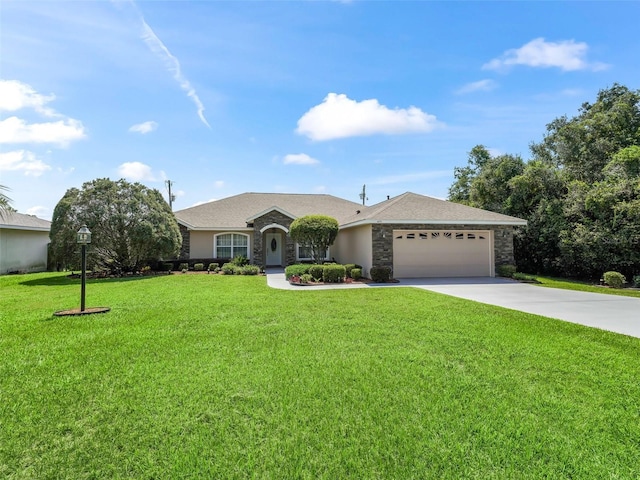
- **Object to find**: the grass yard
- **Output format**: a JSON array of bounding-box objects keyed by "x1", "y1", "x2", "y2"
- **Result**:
[
  {"x1": 1, "y1": 272, "x2": 639, "y2": 479},
  {"x1": 532, "y1": 275, "x2": 640, "y2": 298}
]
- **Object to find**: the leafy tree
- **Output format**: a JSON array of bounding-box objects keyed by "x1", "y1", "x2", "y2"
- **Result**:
[
  {"x1": 448, "y1": 145, "x2": 492, "y2": 205},
  {"x1": 289, "y1": 215, "x2": 339, "y2": 264},
  {"x1": 530, "y1": 84, "x2": 640, "y2": 183},
  {"x1": 50, "y1": 178, "x2": 182, "y2": 272}
]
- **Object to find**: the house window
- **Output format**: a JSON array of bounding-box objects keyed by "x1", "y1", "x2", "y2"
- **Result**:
[
  {"x1": 297, "y1": 244, "x2": 329, "y2": 261},
  {"x1": 215, "y1": 233, "x2": 249, "y2": 259}
]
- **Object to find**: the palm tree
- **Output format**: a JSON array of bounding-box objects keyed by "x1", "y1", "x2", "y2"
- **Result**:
[{"x1": 0, "y1": 185, "x2": 13, "y2": 220}]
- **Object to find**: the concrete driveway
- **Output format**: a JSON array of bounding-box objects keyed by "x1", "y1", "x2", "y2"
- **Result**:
[
  {"x1": 266, "y1": 270, "x2": 640, "y2": 339},
  {"x1": 398, "y1": 277, "x2": 640, "y2": 339}
]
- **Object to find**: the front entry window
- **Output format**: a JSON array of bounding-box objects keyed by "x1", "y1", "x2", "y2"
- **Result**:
[{"x1": 215, "y1": 233, "x2": 249, "y2": 259}]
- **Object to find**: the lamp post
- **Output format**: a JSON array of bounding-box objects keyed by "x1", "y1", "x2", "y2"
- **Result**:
[{"x1": 76, "y1": 225, "x2": 91, "y2": 312}]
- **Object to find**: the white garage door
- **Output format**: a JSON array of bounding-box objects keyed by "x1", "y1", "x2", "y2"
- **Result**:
[{"x1": 393, "y1": 230, "x2": 493, "y2": 278}]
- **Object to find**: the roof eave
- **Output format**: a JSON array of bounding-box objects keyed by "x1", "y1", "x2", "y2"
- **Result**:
[
  {"x1": 0, "y1": 225, "x2": 51, "y2": 232},
  {"x1": 340, "y1": 219, "x2": 528, "y2": 228}
]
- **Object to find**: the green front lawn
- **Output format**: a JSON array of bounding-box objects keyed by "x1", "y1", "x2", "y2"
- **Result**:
[{"x1": 1, "y1": 273, "x2": 639, "y2": 478}]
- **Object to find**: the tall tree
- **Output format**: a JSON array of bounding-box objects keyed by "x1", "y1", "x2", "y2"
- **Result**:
[
  {"x1": 50, "y1": 178, "x2": 182, "y2": 272},
  {"x1": 530, "y1": 84, "x2": 640, "y2": 183},
  {"x1": 448, "y1": 145, "x2": 492, "y2": 205}
]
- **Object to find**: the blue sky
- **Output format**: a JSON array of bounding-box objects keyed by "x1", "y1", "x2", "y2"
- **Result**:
[{"x1": 1, "y1": 1, "x2": 639, "y2": 220}]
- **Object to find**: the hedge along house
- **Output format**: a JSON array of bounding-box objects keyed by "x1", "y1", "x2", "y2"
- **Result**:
[
  {"x1": 174, "y1": 192, "x2": 527, "y2": 278},
  {"x1": 0, "y1": 211, "x2": 52, "y2": 275}
]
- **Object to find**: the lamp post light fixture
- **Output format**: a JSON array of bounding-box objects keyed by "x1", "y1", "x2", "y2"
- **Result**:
[
  {"x1": 54, "y1": 225, "x2": 109, "y2": 317},
  {"x1": 76, "y1": 225, "x2": 91, "y2": 312}
]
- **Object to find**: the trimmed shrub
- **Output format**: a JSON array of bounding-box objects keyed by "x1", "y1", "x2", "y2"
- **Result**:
[
  {"x1": 603, "y1": 271, "x2": 626, "y2": 289},
  {"x1": 285, "y1": 264, "x2": 310, "y2": 280},
  {"x1": 221, "y1": 263, "x2": 237, "y2": 275},
  {"x1": 309, "y1": 265, "x2": 324, "y2": 281},
  {"x1": 370, "y1": 266, "x2": 392, "y2": 283},
  {"x1": 344, "y1": 264, "x2": 356, "y2": 278},
  {"x1": 208, "y1": 262, "x2": 219, "y2": 271},
  {"x1": 633, "y1": 275, "x2": 640, "y2": 288},
  {"x1": 351, "y1": 268, "x2": 362, "y2": 281},
  {"x1": 163, "y1": 262, "x2": 174, "y2": 272},
  {"x1": 179, "y1": 262, "x2": 189, "y2": 271},
  {"x1": 323, "y1": 264, "x2": 346, "y2": 283},
  {"x1": 497, "y1": 264, "x2": 517, "y2": 278},
  {"x1": 231, "y1": 255, "x2": 248, "y2": 267},
  {"x1": 300, "y1": 273, "x2": 313, "y2": 284},
  {"x1": 193, "y1": 263, "x2": 204, "y2": 271},
  {"x1": 241, "y1": 265, "x2": 261, "y2": 276}
]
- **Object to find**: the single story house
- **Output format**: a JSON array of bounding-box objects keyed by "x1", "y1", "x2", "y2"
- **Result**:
[
  {"x1": 0, "y1": 212, "x2": 52, "y2": 274},
  {"x1": 174, "y1": 192, "x2": 526, "y2": 278}
]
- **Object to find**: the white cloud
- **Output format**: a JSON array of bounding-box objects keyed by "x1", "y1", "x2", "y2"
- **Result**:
[
  {"x1": 456, "y1": 79, "x2": 498, "y2": 95},
  {"x1": 0, "y1": 150, "x2": 52, "y2": 176},
  {"x1": 283, "y1": 153, "x2": 319, "y2": 165},
  {"x1": 296, "y1": 93, "x2": 439, "y2": 141},
  {"x1": 213, "y1": 180, "x2": 225, "y2": 188},
  {"x1": 313, "y1": 185, "x2": 327, "y2": 193},
  {"x1": 0, "y1": 116, "x2": 86, "y2": 147},
  {"x1": 117, "y1": 161, "x2": 157, "y2": 181},
  {"x1": 26, "y1": 205, "x2": 50, "y2": 219},
  {"x1": 129, "y1": 120, "x2": 158, "y2": 134},
  {"x1": 369, "y1": 170, "x2": 451, "y2": 186},
  {"x1": 0, "y1": 80, "x2": 57, "y2": 116},
  {"x1": 483, "y1": 37, "x2": 609, "y2": 72}
]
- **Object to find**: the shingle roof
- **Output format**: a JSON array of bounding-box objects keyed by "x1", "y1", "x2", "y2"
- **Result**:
[
  {"x1": 175, "y1": 192, "x2": 363, "y2": 229},
  {"x1": 340, "y1": 192, "x2": 527, "y2": 226},
  {"x1": 0, "y1": 212, "x2": 52, "y2": 231},
  {"x1": 175, "y1": 191, "x2": 526, "y2": 229}
]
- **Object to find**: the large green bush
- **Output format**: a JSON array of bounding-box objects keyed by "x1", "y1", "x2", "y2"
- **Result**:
[
  {"x1": 370, "y1": 266, "x2": 392, "y2": 283},
  {"x1": 323, "y1": 264, "x2": 346, "y2": 283},
  {"x1": 603, "y1": 271, "x2": 626, "y2": 289}
]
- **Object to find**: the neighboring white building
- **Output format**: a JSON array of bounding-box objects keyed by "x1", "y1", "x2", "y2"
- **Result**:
[{"x1": 0, "y1": 212, "x2": 51, "y2": 274}]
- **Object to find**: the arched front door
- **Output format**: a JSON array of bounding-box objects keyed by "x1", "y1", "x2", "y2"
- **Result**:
[{"x1": 265, "y1": 232, "x2": 282, "y2": 266}]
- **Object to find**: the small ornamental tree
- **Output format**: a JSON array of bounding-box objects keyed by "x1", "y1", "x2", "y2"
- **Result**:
[{"x1": 289, "y1": 215, "x2": 339, "y2": 264}]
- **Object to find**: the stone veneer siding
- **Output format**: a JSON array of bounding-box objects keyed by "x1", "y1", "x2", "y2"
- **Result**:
[
  {"x1": 252, "y1": 211, "x2": 295, "y2": 267},
  {"x1": 178, "y1": 224, "x2": 190, "y2": 260},
  {"x1": 371, "y1": 224, "x2": 516, "y2": 273}
]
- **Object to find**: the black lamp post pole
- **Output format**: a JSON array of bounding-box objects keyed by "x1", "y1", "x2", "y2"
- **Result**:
[{"x1": 80, "y1": 243, "x2": 87, "y2": 312}]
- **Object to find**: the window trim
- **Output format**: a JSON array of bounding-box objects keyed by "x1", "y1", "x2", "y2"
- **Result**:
[{"x1": 214, "y1": 232, "x2": 250, "y2": 260}]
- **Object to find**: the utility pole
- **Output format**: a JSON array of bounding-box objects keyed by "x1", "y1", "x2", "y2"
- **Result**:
[
  {"x1": 165, "y1": 180, "x2": 176, "y2": 210},
  {"x1": 359, "y1": 184, "x2": 368, "y2": 206}
]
